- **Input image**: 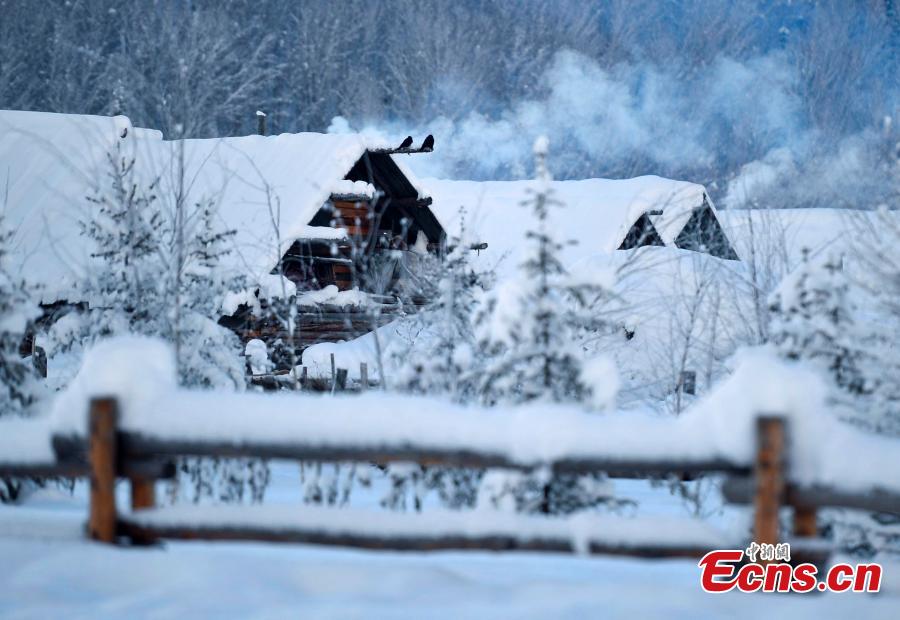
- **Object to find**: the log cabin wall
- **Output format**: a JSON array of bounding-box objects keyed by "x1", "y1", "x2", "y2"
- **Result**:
[
  {"x1": 329, "y1": 199, "x2": 373, "y2": 290},
  {"x1": 220, "y1": 150, "x2": 446, "y2": 368},
  {"x1": 331, "y1": 200, "x2": 373, "y2": 239},
  {"x1": 289, "y1": 192, "x2": 439, "y2": 294}
]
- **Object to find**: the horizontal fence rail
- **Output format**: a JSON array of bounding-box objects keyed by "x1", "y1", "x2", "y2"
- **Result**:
[
  {"x1": 0, "y1": 461, "x2": 89, "y2": 479},
  {"x1": 116, "y1": 505, "x2": 732, "y2": 559},
  {"x1": 112, "y1": 435, "x2": 750, "y2": 479},
  {"x1": 722, "y1": 476, "x2": 900, "y2": 516},
  {"x1": 2, "y1": 395, "x2": 900, "y2": 563}
]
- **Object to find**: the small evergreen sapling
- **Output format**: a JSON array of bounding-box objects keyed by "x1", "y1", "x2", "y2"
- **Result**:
[
  {"x1": 0, "y1": 218, "x2": 44, "y2": 501},
  {"x1": 0, "y1": 224, "x2": 41, "y2": 417},
  {"x1": 769, "y1": 249, "x2": 868, "y2": 399},
  {"x1": 474, "y1": 136, "x2": 619, "y2": 514},
  {"x1": 384, "y1": 211, "x2": 493, "y2": 510},
  {"x1": 70, "y1": 143, "x2": 263, "y2": 503},
  {"x1": 475, "y1": 136, "x2": 615, "y2": 409}
]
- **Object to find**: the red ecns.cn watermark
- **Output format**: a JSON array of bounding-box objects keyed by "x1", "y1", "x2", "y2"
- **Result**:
[{"x1": 699, "y1": 543, "x2": 882, "y2": 593}]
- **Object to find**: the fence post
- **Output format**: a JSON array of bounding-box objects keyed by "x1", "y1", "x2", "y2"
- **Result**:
[
  {"x1": 336, "y1": 368, "x2": 348, "y2": 391},
  {"x1": 793, "y1": 505, "x2": 817, "y2": 538},
  {"x1": 754, "y1": 415, "x2": 785, "y2": 550},
  {"x1": 130, "y1": 478, "x2": 155, "y2": 511},
  {"x1": 360, "y1": 363, "x2": 368, "y2": 391},
  {"x1": 330, "y1": 353, "x2": 336, "y2": 394},
  {"x1": 89, "y1": 397, "x2": 119, "y2": 544}
]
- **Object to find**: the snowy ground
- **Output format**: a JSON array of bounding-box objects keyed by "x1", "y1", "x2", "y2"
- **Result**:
[{"x1": 2, "y1": 467, "x2": 898, "y2": 619}]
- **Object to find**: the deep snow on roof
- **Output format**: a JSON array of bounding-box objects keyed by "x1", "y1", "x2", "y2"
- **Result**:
[
  {"x1": 143, "y1": 131, "x2": 385, "y2": 281},
  {"x1": 717, "y1": 208, "x2": 894, "y2": 266},
  {"x1": 0, "y1": 110, "x2": 142, "y2": 302},
  {"x1": 422, "y1": 176, "x2": 713, "y2": 278},
  {"x1": 0, "y1": 110, "x2": 425, "y2": 302}
]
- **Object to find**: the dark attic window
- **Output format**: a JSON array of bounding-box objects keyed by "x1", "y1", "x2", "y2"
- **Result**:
[
  {"x1": 674, "y1": 203, "x2": 739, "y2": 260},
  {"x1": 618, "y1": 213, "x2": 665, "y2": 250}
]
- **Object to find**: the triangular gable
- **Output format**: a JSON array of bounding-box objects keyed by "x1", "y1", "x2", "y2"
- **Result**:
[
  {"x1": 674, "y1": 200, "x2": 739, "y2": 260},
  {"x1": 618, "y1": 213, "x2": 665, "y2": 250},
  {"x1": 307, "y1": 151, "x2": 444, "y2": 246}
]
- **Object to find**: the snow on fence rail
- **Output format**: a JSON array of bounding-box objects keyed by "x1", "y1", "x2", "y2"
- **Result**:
[
  {"x1": 2, "y1": 345, "x2": 899, "y2": 559},
  {"x1": 1, "y1": 395, "x2": 898, "y2": 561}
]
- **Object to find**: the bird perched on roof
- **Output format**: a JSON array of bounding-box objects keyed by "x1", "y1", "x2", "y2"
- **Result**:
[
  {"x1": 398, "y1": 136, "x2": 413, "y2": 149},
  {"x1": 421, "y1": 134, "x2": 434, "y2": 151}
]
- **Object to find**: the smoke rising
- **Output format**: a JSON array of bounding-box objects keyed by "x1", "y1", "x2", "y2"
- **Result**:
[{"x1": 339, "y1": 49, "x2": 897, "y2": 210}]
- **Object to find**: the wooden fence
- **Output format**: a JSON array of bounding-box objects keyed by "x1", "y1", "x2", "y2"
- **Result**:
[{"x1": 4, "y1": 397, "x2": 900, "y2": 562}]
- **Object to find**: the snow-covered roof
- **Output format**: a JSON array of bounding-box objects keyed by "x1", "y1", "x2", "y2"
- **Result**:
[
  {"x1": 422, "y1": 176, "x2": 717, "y2": 278},
  {"x1": 143, "y1": 131, "x2": 390, "y2": 280},
  {"x1": 0, "y1": 110, "x2": 147, "y2": 303},
  {"x1": 0, "y1": 110, "x2": 428, "y2": 303},
  {"x1": 717, "y1": 208, "x2": 895, "y2": 266}
]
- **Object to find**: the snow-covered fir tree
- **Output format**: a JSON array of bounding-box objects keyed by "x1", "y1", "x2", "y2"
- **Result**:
[
  {"x1": 851, "y1": 206, "x2": 900, "y2": 434},
  {"x1": 0, "y1": 220, "x2": 42, "y2": 418},
  {"x1": 66, "y1": 141, "x2": 246, "y2": 388},
  {"x1": 53, "y1": 142, "x2": 265, "y2": 503},
  {"x1": 381, "y1": 212, "x2": 493, "y2": 511},
  {"x1": 769, "y1": 244, "x2": 900, "y2": 555},
  {"x1": 394, "y1": 209, "x2": 492, "y2": 402},
  {"x1": 476, "y1": 136, "x2": 615, "y2": 409},
  {"x1": 0, "y1": 217, "x2": 44, "y2": 501},
  {"x1": 768, "y1": 249, "x2": 868, "y2": 400},
  {"x1": 474, "y1": 136, "x2": 619, "y2": 514}
]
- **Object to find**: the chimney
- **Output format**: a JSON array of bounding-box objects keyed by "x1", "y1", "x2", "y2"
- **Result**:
[{"x1": 256, "y1": 110, "x2": 267, "y2": 136}]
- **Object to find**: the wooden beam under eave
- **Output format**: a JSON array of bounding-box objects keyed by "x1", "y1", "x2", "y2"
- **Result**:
[
  {"x1": 368, "y1": 146, "x2": 433, "y2": 155},
  {"x1": 329, "y1": 193, "x2": 374, "y2": 203}
]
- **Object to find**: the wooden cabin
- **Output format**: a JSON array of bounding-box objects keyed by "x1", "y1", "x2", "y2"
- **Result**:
[
  {"x1": 219, "y1": 144, "x2": 447, "y2": 355},
  {"x1": 0, "y1": 110, "x2": 445, "y2": 367},
  {"x1": 425, "y1": 176, "x2": 740, "y2": 272},
  {"x1": 281, "y1": 151, "x2": 444, "y2": 294}
]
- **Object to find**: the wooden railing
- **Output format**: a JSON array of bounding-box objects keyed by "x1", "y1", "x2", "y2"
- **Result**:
[{"x1": 3, "y1": 397, "x2": 900, "y2": 562}]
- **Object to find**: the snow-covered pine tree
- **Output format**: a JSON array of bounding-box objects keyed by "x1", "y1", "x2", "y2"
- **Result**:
[
  {"x1": 474, "y1": 136, "x2": 619, "y2": 514},
  {"x1": 56, "y1": 141, "x2": 263, "y2": 503},
  {"x1": 0, "y1": 216, "x2": 44, "y2": 501},
  {"x1": 78, "y1": 143, "x2": 164, "y2": 339},
  {"x1": 476, "y1": 136, "x2": 615, "y2": 409},
  {"x1": 383, "y1": 211, "x2": 494, "y2": 510},
  {"x1": 850, "y1": 206, "x2": 900, "y2": 433},
  {"x1": 395, "y1": 209, "x2": 490, "y2": 402},
  {"x1": 69, "y1": 141, "x2": 246, "y2": 387},
  {"x1": 0, "y1": 220, "x2": 42, "y2": 418},
  {"x1": 768, "y1": 249, "x2": 868, "y2": 401}
]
